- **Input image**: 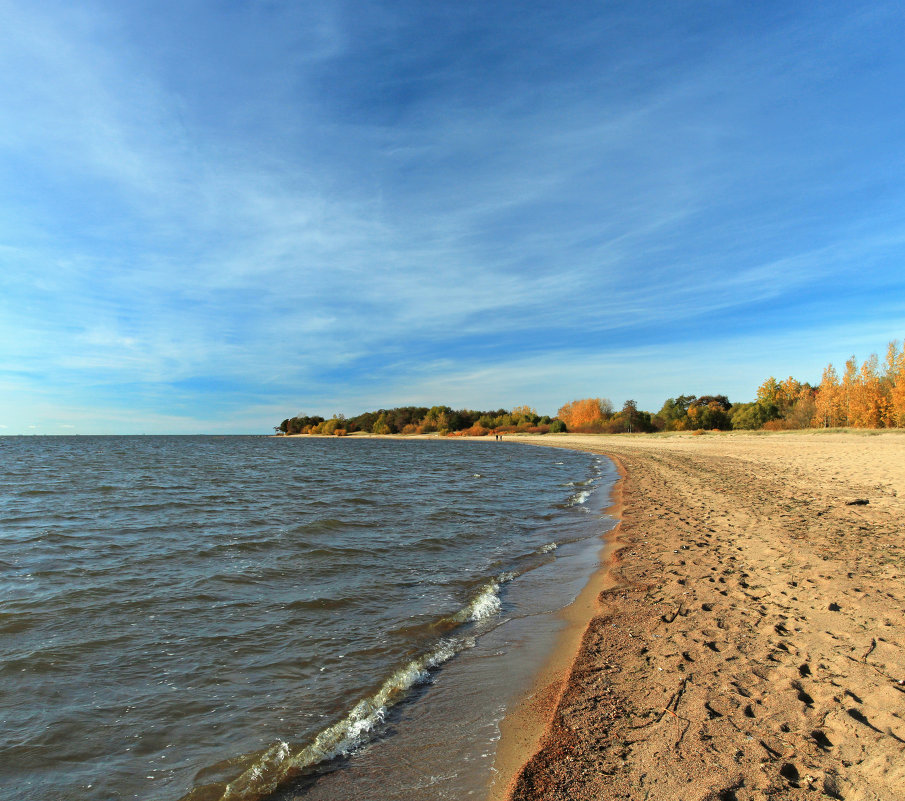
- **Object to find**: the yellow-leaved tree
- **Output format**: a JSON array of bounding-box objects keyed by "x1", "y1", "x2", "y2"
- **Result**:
[
  {"x1": 814, "y1": 364, "x2": 844, "y2": 428},
  {"x1": 510, "y1": 405, "x2": 538, "y2": 426},
  {"x1": 849, "y1": 354, "x2": 885, "y2": 428},
  {"x1": 813, "y1": 341, "x2": 905, "y2": 429},
  {"x1": 885, "y1": 341, "x2": 905, "y2": 427}
]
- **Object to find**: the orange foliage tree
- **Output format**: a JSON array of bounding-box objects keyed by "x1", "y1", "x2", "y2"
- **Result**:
[
  {"x1": 885, "y1": 341, "x2": 905, "y2": 427},
  {"x1": 556, "y1": 398, "x2": 613, "y2": 430},
  {"x1": 813, "y1": 340, "x2": 905, "y2": 429},
  {"x1": 814, "y1": 365, "x2": 844, "y2": 428},
  {"x1": 849, "y1": 354, "x2": 885, "y2": 428}
]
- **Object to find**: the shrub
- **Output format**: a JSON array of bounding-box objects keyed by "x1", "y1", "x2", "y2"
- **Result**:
[
  {"x1": 571, "y1": 421, "x2": 609, "y2": 434},
  {"x1": 762, "y1": 418, "x2": 792, "y2": 431}
]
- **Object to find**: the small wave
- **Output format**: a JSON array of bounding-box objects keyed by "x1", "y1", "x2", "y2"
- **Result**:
[
  {"x1": 200, "y1": 537, "x2": 284, "y2": 556},
  {"x1": 562, "y1": 478, "x2": 594, "y2": 489},
  {"x1": 565, "y1": 489, "x2": 592, "y2": 507},
  {"x1": 14, "y1": 529, "x2": 80, "y2": 545},
  {"x1": 539, "y1": 542, "x2": 557, "y2": 554},
  {"x1": 472, "y1": 473, "x2": 483, "y2": 478},
  {"x1": 181, "y1": 568, "x2": 523, "y2": 801},
  {"x1": 286, "y1": 595, "x2": 358, "y2": 612},
  {"x1": 450, "y1": 581, "x2": 500, "y2": 622},
  {"x1": 182, "y1": 637, "x2": 469, "y2": 801},
  {"x1": 0, "y1": 611, "x2": 38, "y2": 635},
  {"x1": 290, "y1": 518, "x2": 374, "y2": 536},
  {"x1": 446, "y1": 572, "x2": 516, "y2": 624}
]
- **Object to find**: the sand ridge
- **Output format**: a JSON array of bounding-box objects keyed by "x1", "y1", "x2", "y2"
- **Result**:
[{"x1": 499, "y1": 431, "x2": 905, "y2": 801}]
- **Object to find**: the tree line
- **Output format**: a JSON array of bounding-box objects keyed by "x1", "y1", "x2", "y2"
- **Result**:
[
  {"x1": 277, "y1": 405, "x2": 565, "y2": 436},
  {"x1": 278, "y1": 339, "x2": 905, "y2": 435}
]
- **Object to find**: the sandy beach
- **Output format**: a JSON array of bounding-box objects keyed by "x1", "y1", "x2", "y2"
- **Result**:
[{"x1": 491, "y1": 430, "x2": 905, "y2": 801}]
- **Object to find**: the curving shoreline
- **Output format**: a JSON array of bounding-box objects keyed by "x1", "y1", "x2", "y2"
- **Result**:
[
  {"x1": 485, "y1": 448, "x2": 628, "y2": 801},
  {"x1": 490, "y1": 431, "x2": 905, "y2": 801}
]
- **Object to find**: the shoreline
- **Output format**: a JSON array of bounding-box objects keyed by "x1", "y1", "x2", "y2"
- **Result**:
[
  {"x1": 486, "y1": 451, "x2": 628, "y2": 801},
  {"x1": 488, "y1": 431, "x2": 905, "y2": 801}
]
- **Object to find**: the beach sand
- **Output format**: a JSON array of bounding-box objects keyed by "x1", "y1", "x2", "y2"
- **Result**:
[{"x1": 491, "y1": 430, "x2": 905, "y2": 801}]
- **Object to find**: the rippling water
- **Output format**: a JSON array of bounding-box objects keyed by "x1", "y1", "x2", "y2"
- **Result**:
[{"x1": 0, "y1": 436, "x2": 616, "y2": 801}]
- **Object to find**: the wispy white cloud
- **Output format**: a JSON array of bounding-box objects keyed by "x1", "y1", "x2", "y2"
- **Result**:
[{"x1": 1, "y1": 1, "x2": 903, "y2": 432}]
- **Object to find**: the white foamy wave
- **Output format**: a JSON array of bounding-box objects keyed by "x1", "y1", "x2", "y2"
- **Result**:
[
  {"x1": 539, "y1": 542, "x2": 557, "y2": 553},
  {"x1": 211, "y1": 638, "x2": 466, "y2": 801},
  {"x1": 462, "y1": 581, "x2": 501, "y2": 621},
  {"x1": 445, "y1": 573, "x2": 516, "y2": 623},
  {"x1": 567, "y1": 489, "x2": 591, "y2": 507}
]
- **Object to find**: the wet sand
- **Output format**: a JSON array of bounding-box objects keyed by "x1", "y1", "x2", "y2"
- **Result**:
[{"x1": 492, "y1": 430, "x2": 905, "y2": 801}]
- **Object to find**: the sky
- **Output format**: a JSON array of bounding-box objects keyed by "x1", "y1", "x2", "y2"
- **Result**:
[{"x1": 1, "y1": 1, "x2": 904, "y2": 434}]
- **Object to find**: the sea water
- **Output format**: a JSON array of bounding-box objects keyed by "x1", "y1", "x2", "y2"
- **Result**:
[{"x1": 0, "y1": 436, "x2": 616, "y2": 801}]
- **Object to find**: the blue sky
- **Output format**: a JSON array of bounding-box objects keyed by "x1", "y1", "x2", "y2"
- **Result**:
[{"x1": 1, "y1": 1, "x2": 904, "y2": 433}]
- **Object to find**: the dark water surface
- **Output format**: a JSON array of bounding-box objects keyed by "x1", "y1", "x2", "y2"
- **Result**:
[{"x1": 0, "y1": 436, "x2": 616, "y2": 801}]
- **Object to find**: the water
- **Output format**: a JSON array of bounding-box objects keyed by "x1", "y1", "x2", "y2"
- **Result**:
[{"x1": 0, "y1": 436, "x2": 617, "y2": 801}]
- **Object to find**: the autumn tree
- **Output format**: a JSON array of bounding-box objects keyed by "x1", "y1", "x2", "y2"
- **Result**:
[
  {"x1": 813, "y1": 344, "x2": 905, "y2": 429},
  {"x1": 814, "y1": 364, "x2": 844, "y2": 427},
  {"x1": 841, "y1": 356, "x2": 858, "y2": 425},
  {"x1": 687, "y1": 395, "x2": 732, "y2": 430},
  {"x1": 510, "y1": 405, "x2": 540, "y2": 426},
  {"x1": 756, "y1": 377, "x2": 783, "y2": 409},
  {"x1": 785, "y1": 384, "x2": 817, "y2": 428},
  {"x1": 758, "y1": 376, "x2": 805, "y2": 417},
  {"x1": 849, "y1": 354, "x2": 885, "y2": 428},
  {"x1": 886, "y1": 340, "x2": 905, "y2": 427},
  {"x1": 745, "y1": 375, "x2": 818, "y2": 429},
  {"x1": 556, "y1": 398, "x2": 613, "y2": 431}
]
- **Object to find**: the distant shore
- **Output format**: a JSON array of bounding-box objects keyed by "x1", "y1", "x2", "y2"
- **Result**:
[{"x1": 486, "y1": 430, "x2": 905, "y2": 801}]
